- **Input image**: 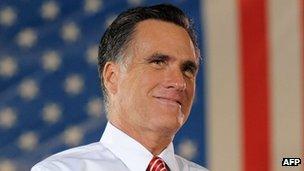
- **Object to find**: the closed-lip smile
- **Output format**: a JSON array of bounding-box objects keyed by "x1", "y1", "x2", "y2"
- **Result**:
[{"x1": 154, "y1": 96, "x2": 182, "y2": 107}]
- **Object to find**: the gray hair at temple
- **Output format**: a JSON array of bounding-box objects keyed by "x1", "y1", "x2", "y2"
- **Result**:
[{"x1": 97, "y1": 3, "x2": 200, "y2": 111}]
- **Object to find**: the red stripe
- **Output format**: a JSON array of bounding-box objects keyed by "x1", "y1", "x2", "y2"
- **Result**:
[
  {"x1": 152, "y1": 160, "x2": 162, "y2": 171},
  {"x1": 238, "y1": 0, "x2": 271, "y2": 171},
  {"x1": 147, "y1": 157, "x2": 159, "y2": 171},
  {"x1": 153, "y1": 161, "x2": 163, "y2": 171},
  {"x1": 147, "y1": 157, "x2": 168, "y2": 171}
]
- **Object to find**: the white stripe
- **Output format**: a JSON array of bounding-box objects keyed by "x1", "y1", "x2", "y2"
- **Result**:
[
  {"x1": 150, "y1": 158, "x2": 161, "y2": 171},
  {"x1": 155, "y1": 162, "x2": 163, "y2": 171},
  {"x1": 268, "y1": 0, "x2": 303, "y2": 170},
  {"x1": 160, "y1": 167, "x2": 166, "y2": 171},
  {"x1": 203, "y1": 0, "x2": 242, "y2": 171}
]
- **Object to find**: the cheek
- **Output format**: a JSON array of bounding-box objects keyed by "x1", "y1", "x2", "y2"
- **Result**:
[
  {"x1": 190, "y1": 84, "x2": 195, "y2": 99},
  {"x1": 187, "y1": 80, "x2": 195, "y2": 96},
  {"x1": 121, "y1": 70, "x2": 156, "y2": 102},
  {"x1": 184, "y1": 82, "x2": 195, "y2": 108},
  {"x1": 134, "y1": 69, "x2": 159, "y2": 90}
]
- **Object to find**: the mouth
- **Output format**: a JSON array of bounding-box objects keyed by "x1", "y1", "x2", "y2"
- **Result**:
[{"x1": 154, "y1": 96, "x2": 182, "y2": 108}]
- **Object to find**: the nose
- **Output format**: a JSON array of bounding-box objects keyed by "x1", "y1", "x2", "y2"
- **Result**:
[{"x1": 164, "y1": 68, "x2": 186, "y2": 91}]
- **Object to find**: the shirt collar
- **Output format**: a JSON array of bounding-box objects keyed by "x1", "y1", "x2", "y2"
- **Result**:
[
  {"x1": 100, "y1": 122, "x2": 179, "y2": 171},
  {"x1": 159, "y1": 143, "x2": 178, "y2": 171}
]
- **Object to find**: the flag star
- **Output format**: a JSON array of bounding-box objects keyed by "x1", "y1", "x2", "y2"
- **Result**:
[
  {"x1": 86, "y1": 45, "x2": 98, "y2": 65},
  {"x1": 64, "y1": 74, "x2": 84, "y2": 95},
  {"x1": 18, "y1": 131, "x2": 38, "y2": 151},
  {"x1": 18, "y1": 79, "x2": 39, "y2": 100},
  {"x1": 86, "y1": 98, "x2": 103, "y2": 117},
  {"x1": 0, "y1": 7, "x2": 17, "y2": 26},
  {"x1": 42, "y1": 103, "x2": 62, "y2": 124},
  {"x1": 0, "y1": 107, "x2": 17, "y2": 129},
  {"x1": 41, "y1": 51, "x2": 61, "y2": 72},
  {"x1": 0, "y1": 160, "x2": 16, "y2": 171},
  {"x1": 84, "y1": 0, "x2": 103, "y2": 14},
  {"x1": 41, "y1": 0, "x2": 59, "y2": 20},
  {"x1": 105, "y1": 15, "x2": 117, "y2": 27},
  {"x1": 63, "y1": 126, "x2": 84, "y2": 146},
  {"x1": 127, "y1": 0, "x2": 142, "y2": 6},
  {"x1": 61, "y1": 22, "x2": 80, "y2": 43},
  {"x1": 177, "y1": 139, "x2": 198, "y2": 160},
  {"x1": 0, "y1": 56, "x2": 17, "y2": 78},
  {"x1": 16, "y1": 28, "x2": 37, "y2": 48}
]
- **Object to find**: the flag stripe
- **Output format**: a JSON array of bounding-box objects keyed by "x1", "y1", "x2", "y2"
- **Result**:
[
  {"x1": 238, "y1": 0, "x2": 271, "y2": 171},
  {"x1": 268, "y1": 0, "x2": 304, "y2": 170},
  {"x1": 203, "y1": 1, "x2": 242, "y2": 171}
]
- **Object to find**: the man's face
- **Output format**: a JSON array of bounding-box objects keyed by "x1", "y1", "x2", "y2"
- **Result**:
[{"x1": 114, "y1": 19, "x2": 198, "y2": 134}]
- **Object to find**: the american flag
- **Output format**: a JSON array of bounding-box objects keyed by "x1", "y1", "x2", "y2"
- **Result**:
[
  {"x1": 0, "y1": 0, "x2": 303, "y2": 171},
  {"x1": 205, "y1": 0, "x2": 303, "y2": 171}
]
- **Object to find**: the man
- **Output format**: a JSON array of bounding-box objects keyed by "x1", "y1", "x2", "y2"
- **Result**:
[{"x1": 32, "y1": 3, "x2": 208, "y2": 171}]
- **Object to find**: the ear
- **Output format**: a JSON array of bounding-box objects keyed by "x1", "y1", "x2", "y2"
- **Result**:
[{"x1": 103, "y1": 62, "x2": 119, "y2": 95}]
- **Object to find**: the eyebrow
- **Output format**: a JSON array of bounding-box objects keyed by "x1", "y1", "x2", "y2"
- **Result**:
[
  {"x1": 145, "y1": 53, "x2": 170, "y2": 62},
  {"x1": 146, "y1": 52, "x2": 198, "y2": 63}
]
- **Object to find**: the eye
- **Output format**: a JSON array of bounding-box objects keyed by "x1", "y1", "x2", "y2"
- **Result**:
[
  {"x1": 151, "y1": 59, "x2": 166, "y2": 66},
  {"x1": 181, "y1": 61, "x2": 198, "y2": 78},
  {"x1": 182, "y1": 66, "x2": 196, "y2": 78},
  {"x1": 146, "y1": 54, "x2": 169, "y2": 67}
]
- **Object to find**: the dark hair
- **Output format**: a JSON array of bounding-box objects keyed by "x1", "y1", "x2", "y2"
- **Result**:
[{"x1": 98, "y1": 3, "x2": 199, "y2": 107}]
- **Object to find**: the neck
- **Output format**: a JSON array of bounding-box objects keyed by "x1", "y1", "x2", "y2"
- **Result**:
[{"x1": 109, "y1": 116, "x2": 174, "y2": 155}]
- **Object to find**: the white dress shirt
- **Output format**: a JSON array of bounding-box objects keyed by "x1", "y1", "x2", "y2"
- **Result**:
[{"x1": 32, "y1": 122, "x2": 209, "y2": 171}]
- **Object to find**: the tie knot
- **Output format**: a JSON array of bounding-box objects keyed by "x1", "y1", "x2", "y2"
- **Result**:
[{"x1": 146, "y1": 156, "x2": 169, "y2": 171}]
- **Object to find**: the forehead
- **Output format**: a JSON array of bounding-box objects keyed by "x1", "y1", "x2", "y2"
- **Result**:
[{"x1": 129, "y1": 19, "x2": 198, "y2": 64}]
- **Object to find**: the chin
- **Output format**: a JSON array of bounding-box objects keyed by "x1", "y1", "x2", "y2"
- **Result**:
[{"x1": 151, "y1": 114, "x2": 184, "y2": 132}]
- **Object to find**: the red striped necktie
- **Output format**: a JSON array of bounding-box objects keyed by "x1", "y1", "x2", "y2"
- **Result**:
[{"x1": 146, "y1": 156, "x2": 170, "y2": 171}]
